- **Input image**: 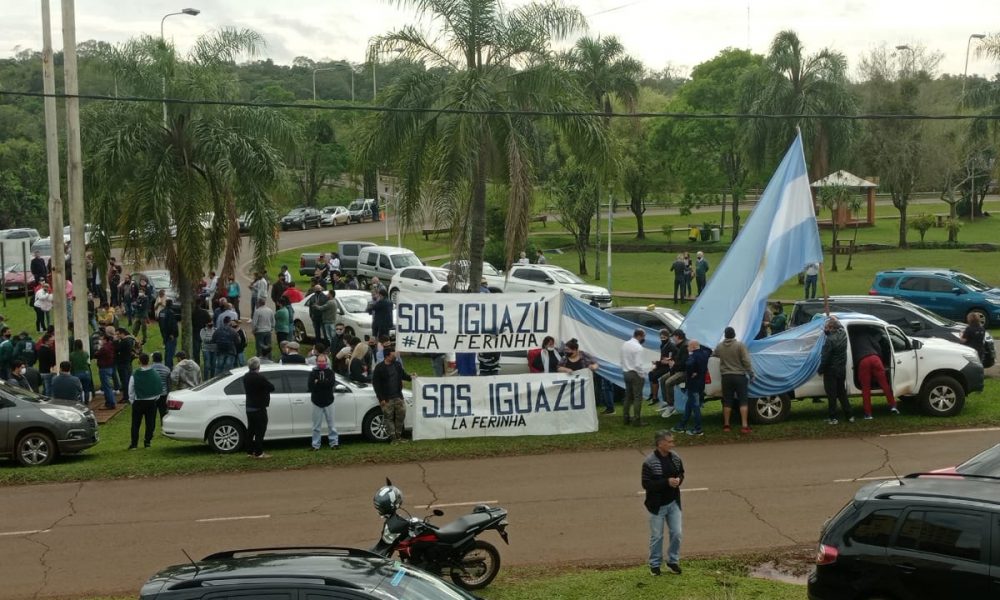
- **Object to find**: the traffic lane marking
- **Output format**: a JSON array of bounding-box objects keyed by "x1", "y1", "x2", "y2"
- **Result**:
[
  {"x1": 880, "y1": 427, "x2": 1000, "y2": 437},
  {"x1": 195, "y1": 515, "x2": 271, "y2": 523},
  {"x1": 414, "y1": 501, "x2": 499, "y2": 509},
  {"x1": 635, "y1": 487, "x2": 709, "y2": 495},
  {"x1": 832, "y1": 476, "x2": 896, "y2": 483}
]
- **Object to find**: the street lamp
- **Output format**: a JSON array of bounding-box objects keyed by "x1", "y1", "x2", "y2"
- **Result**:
[
  {"x1": 312, "y1": 64, "x2": 354, "y2": 101},
  {"x1": 160, "y1": 8, "x2": 200, "y2": 126},
  {"x1": 962, "y1": 33, "x2": 986, "y2": 97}
]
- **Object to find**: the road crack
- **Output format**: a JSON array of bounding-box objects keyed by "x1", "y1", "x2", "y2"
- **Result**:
[
  {"x1": 416, "y1": 462, "x2": 440, "y2": 508},
  {"x1": 29, "y1": 481, "x2": 84, "y2": 599},
  {"x1": 722, "y1": 489, "x2": 799, "y2": 545},
  {"x1": 853, "y1": 437, "x2": 895, "y2": 481}
]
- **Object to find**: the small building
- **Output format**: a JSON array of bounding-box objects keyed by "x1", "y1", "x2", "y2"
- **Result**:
[{"x1": 810, "y1": 170, "x2": 878, "y2": 227}]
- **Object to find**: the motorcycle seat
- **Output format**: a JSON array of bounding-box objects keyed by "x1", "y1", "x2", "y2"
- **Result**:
[{"x1": 434, "y1": 512, "x2": 495, "y2": 542}]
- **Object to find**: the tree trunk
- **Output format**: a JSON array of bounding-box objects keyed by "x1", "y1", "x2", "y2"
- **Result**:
[
  {"x1": 830, "y1": 224, "x2": 839, "y2": 272},
  {"x1": 719, "y1": 191, "x2": 727, "y2": 238},
  {"x1": 576, "y1": 218, "x2": 590, "y2": 276},
  {"x1": 218, "y1": 190, "x2": 242, "y2": 284},
  {"x1": 467, "y1": 150, "x2": 488, "y2": 287},
  {"x1": 731, "y1": 192, "x2": 742, "y2": 242},
  {"x1": 896, "y1": 199, "x2": 909, "y2": 248},
  {"x1": 630, "y1": 194, "x2": 645, "y2": 240},
  {"x1": 846, "y1": 224, "x2": 858, "y2": 270},
  {"x1": 178, "y1": 272, "x2": 194, "y2": 357}
]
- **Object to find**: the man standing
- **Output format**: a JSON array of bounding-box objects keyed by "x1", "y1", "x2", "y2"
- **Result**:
[
  {"x1": 170, "y1": 351, "x2": 201, "y2": 390},
  {"x1": 243, "y1": 357, "x2": 274, "y2": 458},
  {"x1": 158, "y1": 299, "x2": 178, "y2": 368},
  {"x1": 94, "y1": 334, "x2": 116, "y2": 409},
  {"x1": 250, "y1": 272, "x2": 268, "y2": 318},
  {"x1": 673, "y1": 340, "x2": 710, "y2": 436},
  {"x1": 804, "y1": 262, "x2": 819, "y2": 299},
  {"x1": 307, "y1": 287, "x2": 327, "y2": 343},
  {"x1": 642, "y1": 430, "x2": 684, "y2": 576},
  {"x1": 318, "y1": 290, "x2": 339, "y2": 343},
  {"x1": 200, "y1": 320, "x2": 216, "y2": 379},
  {"x1": 853, "y1": 327, "x2": 899, "y2": 419},
  {"x1": 371, "y1": 345, "x2": 414, "y2": 443},
  {"x1": 128, "y1": 353, "x2": 161, "y2": 449},
  {"x1": 536, "y1": 249, "x2": 547, "y2": 264},
  {"x1": 712, "y1": 327, "x2": 754, "y2": 434},
  {"x1": 211, "y1": 316, "x2": 239, "y2": 374},
  {"x1": 669, "y1": 254, "x2": 687, "y2": 304},
  {"x1": 620, "y1": 328, "x2": 649, "y2": 427},
  {"x1": 308, "y1": 353, "x2": 339, "y2": 450},
  {"x1": 694, "y1": 251, "x2": 709, "y2": 296},
  {"x1": 30, "y1": 250, "x2": 48, "y2": 287},
  {"x1": 819, "y1": 317, "x2": 852, "y2": 425},
  {"x1": 150, "y1": 352, "x2": 171, "y2": 423},
  {"x1": 369, "y1": 289, "x2": 394, "y2": 340},
  {"x1": 251, "y1": 298, "x2": 275, "y2": 359},
  {"x1": 114, "y1": 328, "x2": 137, "y2": 402},
  {"x1": 50, "y1": 361, "x2": 83, "y2": 403}
]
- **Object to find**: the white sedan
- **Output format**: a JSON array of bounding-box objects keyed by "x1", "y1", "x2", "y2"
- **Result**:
[
  {"x1": 389, "y1": 266, "x2": 451, "y2": 302},
  {"x1": 162, "y1": 363, "x2": 414, "y2": 451},
  {"x1": 321, "y1": 205, "x2": 350, "y2": 227},
  {"x1": 440, "y1": 260, "x2": 507, "y2": 292},
  {"x1": 292, "y1": 289, "x2": 381, "y2": 342}
]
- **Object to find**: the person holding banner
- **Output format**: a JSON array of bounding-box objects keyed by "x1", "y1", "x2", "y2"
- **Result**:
[
  {"x1": 621, "y1": 329, "x2": 650, "y2": 426},
  {"x1": 372, "y1": 345, "x2": 415, "y2": 443},
  {"x1": 531, "y1": 336, "x2": 562, "y2": 373}
]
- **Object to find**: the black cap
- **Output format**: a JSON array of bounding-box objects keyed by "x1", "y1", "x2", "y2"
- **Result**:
[{"x1": 724, "y1": 327, "x2": 736, "y2": 339}]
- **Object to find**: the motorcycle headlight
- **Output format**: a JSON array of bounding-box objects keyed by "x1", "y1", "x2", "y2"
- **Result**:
[{"x1": 41, "y1": 407, "x2": 84, "y2": 423}]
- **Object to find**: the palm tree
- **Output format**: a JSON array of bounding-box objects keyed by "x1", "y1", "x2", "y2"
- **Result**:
[
  {"x1": 83, "y1": 29, "x2": 294, "y2": 355},
  {"x1": 744, "y1": 30, "x2": 857, "y2": 180},
  {"x1": 357, "y1": 0, "x2": 606, "y2": 288}
]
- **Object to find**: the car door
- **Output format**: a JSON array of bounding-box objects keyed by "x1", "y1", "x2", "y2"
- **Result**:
[
  {"x1": 377, "y1": 253, "x2": 393, "y2": 281},
  {"x1": 897, "y1": 276, "x2": 938, "y2": 312},
  {"x1": 0, "y1": 396, "x2": 11, "y2": 453},
  {"x1": 890, "y1": 509, "x2": 991, "y2": 599},
  {"x1": 508, "y1": 267, "x2": 548, "y2": 292},
  {"x1": 398, "y1": 268, "x2": 425, "y2": 293},
  {"x1": 223, "y1": 371, "x2": 292, "y2": 438},
  {"x1": 991, "y1": 514, "x2": 1000, "y2": 596},
  {"x1": 886, "y1": 325, "x2": 919, "y2": 396}
]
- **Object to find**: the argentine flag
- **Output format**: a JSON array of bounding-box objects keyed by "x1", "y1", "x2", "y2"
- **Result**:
[{"x1": 681, "y1": 133, "x2": 823, "y2": 346}]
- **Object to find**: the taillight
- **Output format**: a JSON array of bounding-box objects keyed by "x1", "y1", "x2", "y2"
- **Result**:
[
  {"x1": 868, "y1": 289, "x2": 879, "y2": 295},
  {"x1": 815, "y1": 543, "x2": 839, "y2": 565},
  {"x1": 300, "y1": 256, "x2": 306, "y2": 267},
  {"x1": 166, "y1": 399, "x2": 184, "y2": 410},
  {"x1": 704, "y1": 372, "x2": 712, "y2": 385}
]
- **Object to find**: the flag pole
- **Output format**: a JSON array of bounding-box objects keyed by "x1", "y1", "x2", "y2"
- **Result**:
[{"x1": 820, "y1": 261, "x2": 830, "y2": 317}]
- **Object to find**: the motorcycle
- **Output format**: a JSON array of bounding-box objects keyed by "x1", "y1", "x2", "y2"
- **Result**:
[{"x1": 370, "y1": 479, "x2": 509, "y2": 590}]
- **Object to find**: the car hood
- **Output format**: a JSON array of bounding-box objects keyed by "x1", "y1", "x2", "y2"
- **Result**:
[
  {"x1": 917, "y1": 335, "x2": 980, "y2": 359},
  {"x1": 566, "y1": 284, "x2": 611, "y2": 296}
]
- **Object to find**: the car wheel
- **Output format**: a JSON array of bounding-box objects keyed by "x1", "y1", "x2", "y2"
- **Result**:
[
  {"x1": 390, "y1": 288, "x2": 400, "y2": 303},
  {"x1": 299, "y1": 221, "x2": 306, "y2": 231},
  {"x1": 206, "y1": 418, "x2": 246, "y2": 453},
  {"x1": 967, "y1": 308, "x2": 989, "y2": 327},
  {"x1": 748, "y1": 394, "x2": 792, "y2": 425},
  {"x1": 362, "y1": 407, "x2": 390, "y2": 442},
  {"x1": 293, "y1": 320, "x2": 308, "y2": 343},
  {"x1": 15, "y1": 431, "x2": 57, "y2": 466},
  {"x1": 918, "y1": 375, "x2": 965, "y2": 417}
]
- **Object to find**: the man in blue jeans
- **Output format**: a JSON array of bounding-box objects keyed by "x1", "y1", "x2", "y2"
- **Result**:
[{"x1": 641, "y1": 430, "x2": 685, "y2": 576}]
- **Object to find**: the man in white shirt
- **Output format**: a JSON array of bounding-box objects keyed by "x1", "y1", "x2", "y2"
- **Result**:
[
  {"x1": 621, "y1": 328, "x2": 649, "y2": 426},
  {"x1": 329, "y1": 253, "x2": 341, "y2": 274}
]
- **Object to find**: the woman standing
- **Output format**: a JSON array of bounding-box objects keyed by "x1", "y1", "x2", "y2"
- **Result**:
[
  {"x1": 531, "y1": 336, "x2": 562, "y2": 373},
  {"x1": 33, "y1": 282, "x2": 53, "y2": 332}
]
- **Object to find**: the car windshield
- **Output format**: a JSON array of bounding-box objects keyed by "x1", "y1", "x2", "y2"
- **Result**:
[
  {"x1": 144, "y1": 273, "x2": 172, "y2": 289},
  {"x1": 954, "y1": 273, "x2": 991, "y2": 292},
  {"x1": 370, "y1": 562, "x2": 478, "y2": 600},
  {"x1": 189, "y1": 371, "x2": 232, "y2": 392},
  {"x1": 5, "y1": 264, "x2": 25, "y2": 273},
  {"x1": 323, "y1": 206, "x2": 342, "y2": 213},
  {"x1": 431, "y1": 270, "x2": 449, "y2": 282},
  {"x1": 956, "y1": 444, "x2": 1000, "y2": 476},
  {"x1": 340, "y1": 295, "x2": 370, "y2": 313},
  {"x1": 391, "y1": 253, "x2": 421, "y2": 268},
  {"x1": 900, "y1": 302, "x2": 955, "y2": 326},
  {"x1": 548, "y1": 269, "x2": 584, "y2": 284},
  {"x1": 286, "y1": 209, "x2": 307, "y2": 216},
  {"x1": 348, "y1": 201, "x2": 364, "y2": 211}
]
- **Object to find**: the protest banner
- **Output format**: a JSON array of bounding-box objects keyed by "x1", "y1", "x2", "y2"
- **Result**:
[{"x1": 412, "y1": 369, "x2": 598, "y2": 440}]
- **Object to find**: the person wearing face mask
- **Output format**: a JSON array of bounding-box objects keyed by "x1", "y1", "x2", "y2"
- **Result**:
[
  {"x1": 531, "y1": 336, "x2": 562, "y2": 373},
  {"x1": 7, "y1": 360, "x2": 32, "y2": 390},
  {"x1": 308, "y1": 353, "x2": 339, "y2": 450},
  {"x1": 818, "y1": 316, "x2": 853, "y2": 424}
]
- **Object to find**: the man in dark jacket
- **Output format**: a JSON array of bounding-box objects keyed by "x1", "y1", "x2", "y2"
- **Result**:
[
  {"x1": 243, "y1": 357, "x2": 274, "y2": 458},
  {"x1": 669, "y1": 254, "x2": 687, "y2": 304},
  {"x1": 371, "y1": 345, "x2": 414, "y2": 443},
  {"x1": 648, "y1": 329, "x2": 676, "y2": 407},
  {"x1": 369, "y1": 289, "x2": 394, "y2": 340},
  {"x1": 657, "y1": 329, "x2": 688, "y2": 417},
  {"x1": 113, "y1": 328, "x2": 137, "y2": 399},
  {"x1": 672, "y1": 340, "x2": 709, "y2": 436},
  {"x1": 852, "y1": 326, "x2": 898, "y2": 419},
  {"x1": 50, "y1": 361, "x2": 83, "y2": 403},
  {"x1": 641, "y1": 430, "x2": 685, "y2": 576},
  {"x1": 308, "y1": 354, "x2": 339, "y2": 450},
  {"x1": 819, "y1": 317, "x2": 852, "y2": 424},
  {"x1": 191, "y1": 300, "x2": 213, "y2": 363},
  {"x1": 158, "y1": 300, "x2": 179, "y2": 368},
  {"x1": 30, "y1": 250, "x2": 48, "y2": 286},
  {"x1": 211, "y1": 316, "x2": 238, "y2": 374}
]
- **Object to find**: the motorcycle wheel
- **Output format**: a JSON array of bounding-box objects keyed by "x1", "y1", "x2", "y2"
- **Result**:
[{"x1": 450, "y1": 540, "x2": 501, "y2": 590}]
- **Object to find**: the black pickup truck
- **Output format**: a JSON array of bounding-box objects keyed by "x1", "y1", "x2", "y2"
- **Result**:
[{"x1": 299, "y1": 240, "x2": 374, "y2": 277}]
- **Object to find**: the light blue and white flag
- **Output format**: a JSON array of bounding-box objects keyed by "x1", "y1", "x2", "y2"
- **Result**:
[{"x1": 681, "y1": 133, "x2": 823, "y2": 346}]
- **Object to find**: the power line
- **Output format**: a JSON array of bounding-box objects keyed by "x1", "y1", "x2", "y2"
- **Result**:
[
  {"x1": 1, "y1": 89, "x2": 998, "y2": 121},
  {"x1": 586, "y1": 0, "x2": 649, "y2": 17}
]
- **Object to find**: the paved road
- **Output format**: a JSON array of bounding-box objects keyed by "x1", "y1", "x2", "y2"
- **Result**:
[{"x1": 3, "y1": 427, "x2": 998, "y2": 599}]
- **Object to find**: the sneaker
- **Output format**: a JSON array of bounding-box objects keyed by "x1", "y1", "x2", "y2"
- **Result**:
[
  {"x1": 890, "y1": 407, "x2": 900, "y2": 415},
  {"x1": 740, "y1": 427, "x2": 752, "y2": 435},
  {"x1": 602, "y1": 408, "x2": 615, "y2": 415},
  {"x1": 646, "y1": 397, "x2": 658, "y2": 406},
  {"x1": 686, "y1": 429, "x2": 704, "y2": 436},
  {"x1": 660, "y1": 406, "x2": 676, "y2": 418},
  {"x1": 848, "y1": 416, "x2": 855, "y2": 423},
  {"x1": 256, "y1": 453, "x2": 271, "y2": 459},
  {"x1": 671, "y1": 425, "x2": 686, "y2": 433},
  {"x1": 127, "y1": 445, "x2": 137, "y2": 450},
  {"x1": 863, "y1": 414, "x2": 873, "y2": 420},
  {"x1": 827, "y1": 418, "x2": 838, "y2": 425},
  {"x1": 666, "y1": 563, "x2": 682, "y2": 575},
  {"x1": 722, "y1": 425, "x2": 731, "y2": 432},
  {"x1": 650, "y1": 566, "x2": 661, "y2": 576}
]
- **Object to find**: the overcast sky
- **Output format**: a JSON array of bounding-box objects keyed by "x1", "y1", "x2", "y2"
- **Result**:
[{"x1": 3, "y1": 0, "x2": 998, "y2": 79}]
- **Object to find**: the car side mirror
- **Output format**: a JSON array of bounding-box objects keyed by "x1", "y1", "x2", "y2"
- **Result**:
[
  {"x1": 911, "y1": 339, "x2": 922, "y2": 350},
  {"x1": 544, "y1": 277, "x2": 554, "y2": 284}
]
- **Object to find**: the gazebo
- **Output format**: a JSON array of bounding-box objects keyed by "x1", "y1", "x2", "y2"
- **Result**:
[{"x1": 810, "y1": 170, "x2": 878, "y2": 227}]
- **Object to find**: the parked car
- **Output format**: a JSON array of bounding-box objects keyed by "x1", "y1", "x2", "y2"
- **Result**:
[
  {"x1": 300, "y1": 240, "x2": 375, "y2": 277},
  {"x1": 348, "y1": 198, "x2": 379, "y2": 223},
  {"x1": 706, "y1": 313, "x2": 985, "y2": 424},
  {"x1": 62, "y1": 223, "x2": 94, "y2": 246},
  {"x1": 790, "y1": 295, "x2": 996, "y2": 368},
  {"x1": 140, "y1": 546, "x2": 478, "y2": 600},
  {"x1": 162, "y1": 363, "x2": 413, "y2": 450},
  {"x1": 389, "y1": 266, "x2": 451, "y2": 302},
  {"x1": 30, "y1": 237, "x2": 53, "y2": 256},
  {"x1": 932, "y1": 443, "x2": 1000, "y2": 477},
  {"x1": 501, "y1": 264, "x2": 612, "y2": 308},
  {"x1": 320, "y1": 205, "x2": 351, "y2": 227},
  {"x1": 356, "y1": 245, "x2": 423, "y2": 287},
  {"x1": 0, "y1": 382, "x2": 99, "y2": 466},
  {"x1": 0, "y1": 228, "x2": 40, "y2": 245},
  {"x1": 280, "y1": 207, "x2": 322, "y2": 231},
  {"x1": 440, "y1": 260, "x2": 507, "y2": 292},
  {"x1": 870, "y1": 268, "x2": 1000, "y2": 327},
  {"x1": 0, "y1": 229, "x2": 37, "y2": 272},
  {"x1": 808, "y1": 473, "x2": 1000, "y2": 600},
  {"x1": 606, "y1": 305, "x2": 684, "y2": 333},
  {"x1": 291, "y1": 289, "x2": 386, "y2": 342},
  {"x1": 3, "y1": 263, "x2": 31, "y2": 296}
]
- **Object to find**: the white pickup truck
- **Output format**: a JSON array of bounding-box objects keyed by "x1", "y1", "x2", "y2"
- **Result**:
[{"x1": 706, "y1": 314, "x2": 985, "y2": 424}]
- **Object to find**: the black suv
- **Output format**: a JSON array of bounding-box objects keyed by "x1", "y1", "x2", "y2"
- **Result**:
[
  {"x1": 280, "y1": 207, "x2": 322, "y2": 231},
  {"x1": 809, "y1": 474, "x2": 1000, "y2": 599},
  {"x1": 140, "y1": 546, "x2": 478, "y2": 600},
  {"x1": 790, "y1": 295, "x2": 995, "y2": 367}
]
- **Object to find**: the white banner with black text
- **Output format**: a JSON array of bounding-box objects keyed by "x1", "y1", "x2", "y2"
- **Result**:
[
  {"x1": 395, "y1": 291, "x2": 562, "y2": 353},
  {"x1": 412, "y1": 369, "x2": 598, "y2": 440}
]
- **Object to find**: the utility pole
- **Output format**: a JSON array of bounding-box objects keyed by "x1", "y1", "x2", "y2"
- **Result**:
[
  {"x1": 62, "y1": 0, "x2": 90, "y2": 357},
  {"x1": 41, "y1": 0, "x2": 69, "y2": 363}
]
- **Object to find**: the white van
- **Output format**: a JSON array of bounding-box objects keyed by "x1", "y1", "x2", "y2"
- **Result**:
[
  {"x1": 356, "y1": 246, "x2": 422, "y2": 287},
  {"x1": 0, "y1": 229, "x2": 39, "y2": 269},
  {"x1": 347, "y1": 198, "x2": 379, "y2": 223}
]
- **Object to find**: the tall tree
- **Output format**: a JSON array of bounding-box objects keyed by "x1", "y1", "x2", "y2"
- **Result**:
[
  {"x1": 357, "y1": 0, "x2": 604, "y2": 287},
  {"x1": 83, "y1": 30, "x2": 294, "y2": 355},
  {"x1": 292, "y1": 109, "x2": 349, "y2": 207},
  {"x1": 743, "y1": 30, "x2": 857, "y2": 181}
]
